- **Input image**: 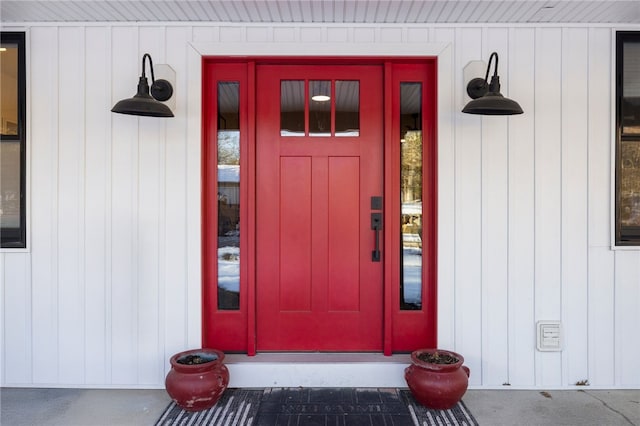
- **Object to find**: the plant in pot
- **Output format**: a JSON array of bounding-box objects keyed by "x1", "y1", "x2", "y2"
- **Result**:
[
  {"x1": 404, "y1": 348, "x2": 470, "y2": 410},
  {"x1": 165, "y1": 348, "x2": 229, "y2": 412}
]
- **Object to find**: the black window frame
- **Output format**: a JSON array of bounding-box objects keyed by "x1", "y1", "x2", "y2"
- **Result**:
[{"x1": 1, "y1": 32, "x2": 27, "y2": 248}]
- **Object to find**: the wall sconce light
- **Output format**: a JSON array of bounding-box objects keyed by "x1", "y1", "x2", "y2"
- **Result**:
[
  {"x1": 462, "y1": 52, "x2": 523, "y2": 116},
  {"x1": 111, "y1": 53, "x2": 174, "y2": 117}
]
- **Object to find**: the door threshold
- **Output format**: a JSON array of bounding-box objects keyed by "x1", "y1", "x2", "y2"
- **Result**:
[{"x1": 225, "y1": 353, "x2": 410, "y2": 388}]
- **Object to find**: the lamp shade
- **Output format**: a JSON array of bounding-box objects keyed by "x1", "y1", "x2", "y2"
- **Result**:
[
  {"x1": 111, "y1": 76, "x2": 174, "y2": 117},
  {"x1": 462, "y1": 92, "x2": 523, "y2": 115}
]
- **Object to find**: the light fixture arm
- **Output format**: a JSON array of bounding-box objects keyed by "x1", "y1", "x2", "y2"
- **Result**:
[
  {"x1": 142, "y1": 53, "x2": 155, "y2": 83},
  {"x1": 485, "y1": 52, "x2": 498, "y2": 82},
  {"x1": 142, "y1": 53, "x2": 173, "y2": 102},
  {"x1": 485, "y1": 52, "x2": 501, "y2": 94},
  {"x1": 466, "y1": 52, "x2": 501, "y2": 99}
]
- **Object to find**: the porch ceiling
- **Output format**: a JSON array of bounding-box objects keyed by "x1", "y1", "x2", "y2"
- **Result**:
[{"x1": 1, "y1": 0, "x2": 639, "y2": 24}]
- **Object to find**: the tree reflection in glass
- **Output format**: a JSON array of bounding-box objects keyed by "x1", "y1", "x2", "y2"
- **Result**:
[
  {"x1": 217, "y1": 82, "x2": 240, "y2": 310},
  {"x1": 400, "y1": 83, "x2": 423, "y2": 310}
]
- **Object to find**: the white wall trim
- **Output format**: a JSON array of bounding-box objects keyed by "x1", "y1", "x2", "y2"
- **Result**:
[
  {"x1": 189, "y1": 41, "x2": 450, "y2": 57},
  {"x1": 186, "y1": 39, "x2": 455, "y2": 347}
]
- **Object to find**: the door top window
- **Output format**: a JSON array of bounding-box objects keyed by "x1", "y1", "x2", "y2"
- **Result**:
[{"x1": 280, "y1": 79, "x2": 360, "y2": 137}]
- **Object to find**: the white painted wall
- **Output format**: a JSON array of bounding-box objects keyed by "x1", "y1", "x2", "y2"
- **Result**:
[{"x1": 1, "y1": 23, "x2": 639, "y2": 389}]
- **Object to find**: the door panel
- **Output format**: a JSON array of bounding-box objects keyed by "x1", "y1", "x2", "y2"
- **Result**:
[
  {"x1": 256, "y1": 65, "x2": 383, "y2": 351},
  {"x1": 279, "y1": 156, "x2": 312, "y2": 312},
  {"x1": 328, "y1": 157, "x2": 360, "y2": 311}
]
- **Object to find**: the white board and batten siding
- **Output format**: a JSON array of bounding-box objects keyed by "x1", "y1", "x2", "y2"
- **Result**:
[{"x1": 1, "y1": 23, "x2": 639, "y2": 389}]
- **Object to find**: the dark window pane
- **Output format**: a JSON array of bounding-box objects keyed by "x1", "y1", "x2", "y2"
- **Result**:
[
  {"x1": 400, "y1": 83, "x2": 422, "y2": 310},
  {"x1": 281, "y1": 80, "x2": 305, "y2": 136},
  {"x1": 1, "y1": 42, "x2": 19, "y2": 136},
  {"x1": 335, "y1": 80, "x2": 359, "y2": 136},
  {"x1": 309, "y1": 80, "x2": 331, "y2": 136},
  {"x1": 617, "y1": 32, "x2": 640, "y2": 245},
  {"x1": 217, "y1": 82, "x2": 240, "y2": 309},
  {"x1": 620, "y1": 140, "x2": 640, "y2": 227},
  {"x1": 0, "y1": 141, "x2": 21, "y2": 227},
  {"x1": 622, "y1": 42, "x2": 640, "y2": 134}
]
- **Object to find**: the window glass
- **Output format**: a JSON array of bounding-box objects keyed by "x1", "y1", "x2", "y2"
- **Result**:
[
  {"x1": 622, "y1": 43, "x2": 640, "y2": 134},
  {"x1": 0, "y1": 141, "x2": 21, "y2": 226},
  {"x1": 617, "y1": 32, "x2": 640, "y2": 245},
  {"x1": 217, "y1": 82, "x2": 240, "y2": 309},
  {"x1": 619, "y1": 141, "x2": 640, "y2": 230},
  {"x1": 1, "y1": 42, "x2": 19, "y2": 136},
  {"x1": 400, "y1": 83, "x2": 423, "y2": 309},
  {"x1": 1, "y1": 32, "x2": 25, "y2": 248},
  {"x1": 309, "y1": 80, "x2": 331, "y2": 136},
  {"x1": 281, "y1": 80, "x2": 305, "y2": 136},
  {"x1": 335, "y1": 80, "x2": 359, "y2": 136}
]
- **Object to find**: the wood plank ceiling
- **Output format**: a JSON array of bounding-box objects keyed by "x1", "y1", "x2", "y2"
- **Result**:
[{"x1": 1, "y1": 0, "x2": 639, "y2": 24}]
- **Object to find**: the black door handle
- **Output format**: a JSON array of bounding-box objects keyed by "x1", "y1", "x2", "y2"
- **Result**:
[{"x1": 371, "y1": 212, "x2": 382, "y2": 262}]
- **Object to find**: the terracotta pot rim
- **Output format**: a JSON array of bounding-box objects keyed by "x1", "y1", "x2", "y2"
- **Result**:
[
  {"x1": 169, "y1": 348, "x2": 225, "y2": 372},
  {"x1": 410, "y1": 348, "x2": 464, "y2": 371}
]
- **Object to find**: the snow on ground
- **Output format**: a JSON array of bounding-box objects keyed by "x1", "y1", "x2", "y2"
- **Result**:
[{"x1": 216, "y1": 241, "x2": 422, "y2": 306}]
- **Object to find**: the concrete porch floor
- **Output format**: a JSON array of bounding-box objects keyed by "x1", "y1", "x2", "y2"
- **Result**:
[{"x1": 1, "y1": 387, "x2": 639, "y2": 425}]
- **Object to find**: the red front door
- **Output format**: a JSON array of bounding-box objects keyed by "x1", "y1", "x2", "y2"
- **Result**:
[{"x1": 256, "y1": 65, "x2": 384, "y2": 351}]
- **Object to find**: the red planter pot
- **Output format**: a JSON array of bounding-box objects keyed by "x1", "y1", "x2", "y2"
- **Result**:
[
  {"x1": 404, "y1": 349, "x2": 470, "y2": 410},
  {"x1": 165, "y1": 348, "x2": 229, "y2": 412}
]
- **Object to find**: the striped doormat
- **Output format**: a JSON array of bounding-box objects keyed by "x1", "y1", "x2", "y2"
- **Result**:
[
  {"x1": 155, "y1": 389, "x2": 262, "y2": 425},
  {"x1": 400, "y1": 390, "x2": 478, "y2": 426},
  {"x1": 156, "y1": 388, "x2": 478, "y2": 426}
]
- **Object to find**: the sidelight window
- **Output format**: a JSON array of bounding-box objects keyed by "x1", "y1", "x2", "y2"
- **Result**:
[
  {"x1": 217, "y1": 82, "x2": 241, "y2": 309},
  {"x1": 400, "y1": 83, "x2": 423, "y2": 310}
]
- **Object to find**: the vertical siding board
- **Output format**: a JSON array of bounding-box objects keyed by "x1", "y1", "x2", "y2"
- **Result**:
[
  {"x1": 587, "y1": 28, "x2": 615, "y2": 386},
  {"x1": 406, "y1": 27, "x2": 429, "y2": 43},
  {"x1": 587, "y1": 29, "x2": 612, "y2": 248},
  {"x1": 186, "y1": 41, "x2": 203, "y2": 348},
  {"x1": 533, "y1": 27, "x2": 563, "y2": 386},
  {"x1": 30, "y1": 26, "x2": 60, "y2": 384},
  {"x1": 379, "y1": 27, "x2": 402, "y2": 43},
  {"x1": 136, "y1": 27, "x2": 165, "y2": 385},
  {"x1": 84, "y1": 26, "x2": 110, "y2": 385},
  {"x1": 273, "y1": 27, "x2": 297, "y2": 42},
  {"x1": 327, "y1": 27, "x2": 349, "y2": 43},
  {"x1": 507, "y1": 27, "x2": 536, "y2": 386},
  {"x1": 247, "y1": 26, "x2": 272, "y2": 42},
  {"x1": 220, "y1": 26, "x2": 245, "y2": 43},
  {"x1": 614, "y1": 251, "x2": 640, "y2": 386},
  {"x1": 561, "y1": 27, "x2": 589, "y2": 386},
  {"x1": 480, "y1": 27, "x2": 510, "y2": 386},
  {"x1": 588, "y1": 248, "x2": 615, "y2": 385},
  {"x1": 0, "y1": 255, "x2": 4, "y2": 384},
  {"x1": 300, "y1": 26, "x2": 323, "y2": 42},
  {"x1": 454, "y1": 27, "x2": 483, "y2": 384},
  {"x1": 432, "y1": 28, "x2": 456, "y2": 350},
  {"x1": 163, "y1": 26, "x2": 191, "y2": 373},
  {"x1": 57, "y1": 26, "x2": 86, "y2": 385},
  {"x1": 2, "y1": 254, "x2": 32, "y2": 383},
  {"x1": 110, "y1": 26, "x2": 139, "y2": 385},
  {"x1": 192, "y1": 26, "x2": 219, "y2": 43}
]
